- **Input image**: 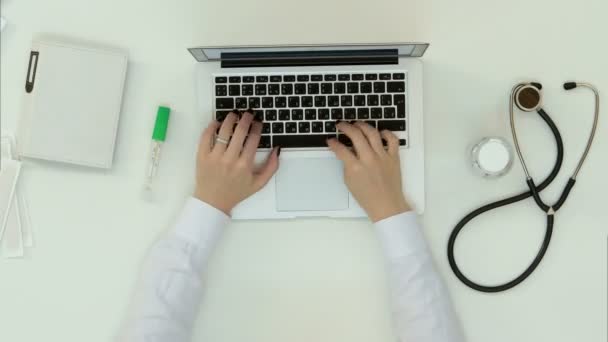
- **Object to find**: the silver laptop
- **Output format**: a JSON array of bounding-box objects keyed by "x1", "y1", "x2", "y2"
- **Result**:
[{"x1": 189, "y1": 43, "x2": 428, "y2": 219}]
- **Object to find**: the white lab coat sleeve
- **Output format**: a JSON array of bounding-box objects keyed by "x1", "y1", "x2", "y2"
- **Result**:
[
  {"x1": 119, "y1": 197, "x2": 229, "y2": 342},
  {"x1": 374, "y1": 212, "x2": 464, "y2": 342}
]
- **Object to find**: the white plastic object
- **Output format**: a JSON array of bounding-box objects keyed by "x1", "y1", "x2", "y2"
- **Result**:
[{"x1": 471, "y1": 137, "x2": 513, "y2": 178}]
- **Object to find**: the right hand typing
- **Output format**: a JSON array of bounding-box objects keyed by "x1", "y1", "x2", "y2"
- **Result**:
[{"x1": 327, "y1": 121, "x2": 411, "y2": 222}]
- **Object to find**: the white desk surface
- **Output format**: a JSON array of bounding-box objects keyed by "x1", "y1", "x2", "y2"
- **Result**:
[{"x1": 1, "y1": 0, "x2": 607, "y2": 341}]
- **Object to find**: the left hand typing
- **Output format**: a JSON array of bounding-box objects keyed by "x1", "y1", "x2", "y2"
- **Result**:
[{"x1": 193, "y1": 111, "x2": 280, "y2": 215}]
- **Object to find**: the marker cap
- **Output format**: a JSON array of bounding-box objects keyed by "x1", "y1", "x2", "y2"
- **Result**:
[{"x1": 152, "y1": 106, "x2": 171, "y2": 141}]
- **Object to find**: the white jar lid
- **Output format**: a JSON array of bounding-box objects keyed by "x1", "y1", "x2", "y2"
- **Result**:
[{"x1": 472, "y1": 138, "x2": 513, "y2": 177}]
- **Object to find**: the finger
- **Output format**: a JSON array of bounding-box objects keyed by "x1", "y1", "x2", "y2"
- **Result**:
[
  {"x1": 336, "y1": 121, "x2": 374, "y2": 158},
  {"x1": 354, "y1": 121, "x2": 385, "y2": 155},
  {"x1": 253, "y1": 147, "x2": 280, "y2": 190},
  {"x1": 199, "y1": 120, "x2": 221, "y2": 155},
  {"x1": 241, "y1": 121, "x2": 263, "y2": 162},
  {"x1": 380, "y1": 130, "x2": 400, "y2": 157},
  {"x1": 225, "y1": 111, "x2": 254, "y2": 159},
  {"x1": 326, "y1": 137, "x2": 357, "y2": 165},
  {"x1": 213, "y1": 112, "x2": 239, "y2": 154}
]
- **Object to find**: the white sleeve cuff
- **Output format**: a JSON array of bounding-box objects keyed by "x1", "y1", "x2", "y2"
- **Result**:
[
  {"x1": 373, "y1": 211, "x2": 428, "y2": 260},
  {"x1": 172, "y1": 197, "x2": 230, "y2": 245}
]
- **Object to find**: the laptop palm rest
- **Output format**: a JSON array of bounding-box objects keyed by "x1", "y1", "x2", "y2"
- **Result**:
[{"x1": 275, "y1": 158, "x2": 349, "y2": 212}]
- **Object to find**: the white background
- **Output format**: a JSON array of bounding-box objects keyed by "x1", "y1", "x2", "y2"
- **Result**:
[{"x1": 1, "y1": 0, "x2": 607, "y2": 341}]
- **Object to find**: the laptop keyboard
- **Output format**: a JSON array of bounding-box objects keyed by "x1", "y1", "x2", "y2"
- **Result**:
[{"x1": 213, "y1": 72, "x2": 408, "y2": 149}]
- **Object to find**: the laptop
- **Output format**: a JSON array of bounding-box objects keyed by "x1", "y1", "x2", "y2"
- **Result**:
[{"x1": 189, "y1": 43, "x2": 428, "y2": 219}]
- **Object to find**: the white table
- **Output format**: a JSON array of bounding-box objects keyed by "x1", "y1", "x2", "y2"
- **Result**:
[{"x1": 1, "y1": 0, "x2": 607, "y2": 341}]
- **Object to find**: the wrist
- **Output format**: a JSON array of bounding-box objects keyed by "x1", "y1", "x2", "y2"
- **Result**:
[
  {"x1": 194, "y1": 189, "x2": 233, "y2": 216},
  {"x1": 368, "y1": 199, "x2": 412, "y2": 223}
]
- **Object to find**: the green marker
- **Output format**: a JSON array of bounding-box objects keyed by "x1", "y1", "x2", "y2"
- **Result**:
[{"x1": 144, "y1": 106, "x2": 170, "y2": 192}]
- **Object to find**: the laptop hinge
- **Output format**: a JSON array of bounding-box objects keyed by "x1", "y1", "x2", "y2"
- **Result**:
[{"x1": 220, "y1": 49, "x2": 399, "y2": 68}]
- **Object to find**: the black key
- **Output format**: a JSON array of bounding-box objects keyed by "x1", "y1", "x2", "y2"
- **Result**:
[
  {"x1": 399, "y1": 139, "x2": 406, "y2": 146},
  {"x1": 395, "y1": 94, "x2": 406, "y2": 118},
  {"x1": 248, "y1": 97, "x2": 261, "y2": 109},
  {"x1": 256, "y1": 76, "x2": 268, "y2": 83},
  {"x1": 312, "y1": 121, "x2": 324, "y2": 133},
  {"x1": 321, "y1": 83, "x2": 333, "y2": 94},
  {"x1": 298, "y1": 122, "x2": 310, "y2": 133},
  {"x1": 325, "y1": 121, "x2": 336, "y2": 132},
  {"x1": 281, "y1": 84, "x2": 293, "y2": 95},
  {"x1": 291, "y1": 109, "x2": 303, "y2": 120},
  {"x1": 268, "y1": 84, "x2": 280, "y2": 95},
  {"x1": 367, "y1": 95, "x2": 379, "y2": 106},
  {"x1": 279, "y1": 109, "x2": 291, "y2": 121},
  {"x1": 338, "y1": 74, "x2": 350, "y2": 81},
  {"x1": 301, "y1": 96, "x2": 313, "y2": 107},
  {"x1": 374, "y1": 82, "x2": 386, "y2": 93},
  {"x1": 258, "y1": 135, "x2": 271, "y2": 148},
  {"x1": 393, "y1": 73, "x2": 406, "y2": 80},
  {"x1": 255, "y1": 84, "x2": 267, "y2": 95},
  {"x1": 285, "y1": 122, "x2": 297, "y2": 133},
  {"x1": 235, "y1": 97, "x2": 248, "y2": 109},
  {"x1": 352, "y1": 74, "x2": 364, "y2": 80},
  {"x1": 311, "y1": 75, "x2": 323, "y2": 81},
  {"x1": 361, "y1": 82, "x2": 372, "y2": 93},
  {"x1": 270, "y1": 75, "x2": 282, "y2": 82},
  {"x1": 338, "y1": 134, "x2": 353, "y2": 147},
  {"x1": 381, "y1": 95, "x2": 392, "y2": 106},
  {"x1": 324, "y1": 74, "x2": 337, "y2": 81},
  {"x1": 229, "y1": 76, "x2": 241, "y2": 83},
  {"x1": 215, "y1": 85, "x2": 227, "y2": 96},
  {"x1": 357, "y1": 108, "x2": 370, "y2": 119},
  {"x1": 340, "y1": 95, "x2": 353, "y2": 107},
  {"x1": 275, "y1": 97, "x2": 287, "y2": 108},
  {"x1": 365, "y1": 120, "x2": 377, "y2": 128},
  {"x1": 371, "y1": 107, "x2": 383, "y2": 118},
  {"x1": 377, "y1": 120, "x2": 406, "y2": 131},
  {"x1": 308, "y1": 83, "x2": 320, "y2": 94},
  {"x1": 253, "y1": 110, "x2": 264, "y2": 122},
  {"x1": 331, "y1": 108, "x2": 343, "y2": 120},
  {"x1": 272, "y1": 122, "x2": 284, "y2": 133},
  {"x1": 328, "y1": 96, "x2": 340, "y2": 107},
  {"x1": 347, "y1": 82, "x2": 359, "y2": 94},
  {"x1": 297, "y1": 75, "x2": 310, "y2": 82},
  {"x1": 318, "y1": 109, "x2": 330, "y2": 120},
  {"x1": 305, "y1": 109, "x2": 317, "y2": 120},
  {"x1": 262, "y1": 97, "x2": 274, "y2": 108},
  {"x1": 243, "y1": 76, "x2": 255, "y2": 83},
  {"x1": 216, "y1": 98, "x2": 234, "y2": 109},
  {"x1": 344, "y1": 108, "x2": 356, "y2": 120},
  {"x1": 288, "y1": 96, "x2": 300, "y2": 108},
  {"x1": 314, "y1": 96, "x2": 326, "y2": 107},
  {"x1": 354, "y1": 95, "x2": 366, "y2": 106},
  {"x1": 216, "y1": 110, "x2": 231, "y2": 121},
  {"x1": 365, "y1": 74, "x2": 378, "y2": 80},
  {"x1": 265, "y1": 110, "x2": 277, "y2": 121},
  {"x1": 273, "y1": 134, "x2": 334, "y2": 148},
  {"x1": 242, "y1": 84, "x2": 254, "y2": 96},
  {"x1": 334, "y1": 83, "x2": 346, "y2": 94},
  {"x1": 215, "y1": 77, "x2": 227, "y2": 83},
  {"x1": 262, "y1": 122, "x2": 271, "y2": 134},
  {"x1": 384, "y1": 107, "x2": 396, "y2": 118},
  {"x1": 295, "y1": 83, "x2": 306, "y2": 95},
  {"x1": 380, "y1": 73, "x2": 391, "y2": 80},
  {"x1": 387, "y1": 81, "x2": 406, "y2": 93},
  {"x1": 284, "y1": 75, "x2": 296, "y2": 82},
  {"x1": 229, "y1": 85, "x2": 240, "y2": 96}
]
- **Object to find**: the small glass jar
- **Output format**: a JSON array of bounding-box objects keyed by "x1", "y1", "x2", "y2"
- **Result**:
[{"x1": 471, "y1": 137, "x2": 514, "y2": 178}]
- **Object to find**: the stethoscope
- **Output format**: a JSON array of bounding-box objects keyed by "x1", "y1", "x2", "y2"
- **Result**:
[{"x1": 447, "y1": 81, "x2": 600, "y2": 293}]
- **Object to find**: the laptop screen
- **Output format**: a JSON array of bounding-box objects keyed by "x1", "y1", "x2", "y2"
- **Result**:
[{"x1": 188, "y1": 43, "x2": 429, "y2": 62}]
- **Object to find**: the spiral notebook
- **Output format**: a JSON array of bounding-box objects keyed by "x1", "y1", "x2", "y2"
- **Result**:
[{"x1": 17, "y1": 38, "x2": 128, "y2": 169}]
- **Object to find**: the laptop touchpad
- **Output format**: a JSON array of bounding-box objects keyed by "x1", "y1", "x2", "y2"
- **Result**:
[{"x1": 275, "y1": 158, "x2": 349, "y2": 212}]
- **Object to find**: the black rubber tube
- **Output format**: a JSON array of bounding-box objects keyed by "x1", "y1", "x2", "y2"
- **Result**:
[{"x1": 447, "y1": 108, "x2": 564, "y2": 293}]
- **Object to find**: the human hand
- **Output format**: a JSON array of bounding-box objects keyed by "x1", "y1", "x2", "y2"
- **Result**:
[
  {"x1": 194, "y1": 111, "x2": 280, "y2": 215},
  {"x1": 327, "y1": 122, "x2": 411, "y2": 222}
]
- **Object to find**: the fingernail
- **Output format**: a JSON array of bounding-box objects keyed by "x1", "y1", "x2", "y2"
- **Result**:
[
  {"x1": 335, "y1": 120, "x2": 342, "y2": 124},
  {"x1": 349, "y1": 120, "x2": 357, "y2": 124},
  {"x1": 277, "y1": 146, "x2": 282, "y2": 156}
]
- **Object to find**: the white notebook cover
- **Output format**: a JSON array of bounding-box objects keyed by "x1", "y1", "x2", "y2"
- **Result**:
[{"x1": 18, "y1": 39, "x2": 128, "y2": 168}]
